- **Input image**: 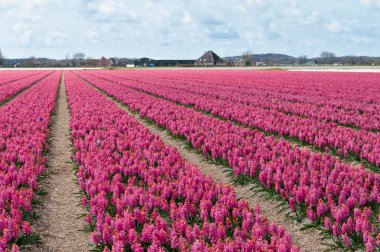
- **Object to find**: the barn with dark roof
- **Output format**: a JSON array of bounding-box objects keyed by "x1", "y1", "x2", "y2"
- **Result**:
[
  {"x1": 196, "y1": 50, "x2": 224, "y2": 66},
  {"x1": 134, "y1": 58, "x2": 195, "y2": 67}
]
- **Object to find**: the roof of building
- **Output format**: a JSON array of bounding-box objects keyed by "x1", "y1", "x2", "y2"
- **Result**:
[
  {"x1": 108, "y1": 57, "x2": 120, "y2": 65},
  {"x1": 197, "y1": 50, "x2": 223, "y2": 64},
  {"x1": 98, "y1": 56, "x2": 108, "y2": 66}
]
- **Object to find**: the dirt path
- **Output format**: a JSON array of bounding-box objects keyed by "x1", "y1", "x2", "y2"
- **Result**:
[
  {"x1": 88, "y1": 84, "x2": 329, "y2": 252},
  {"x1": 32, "y1": 73, "x2": 89, "y2": 251}
]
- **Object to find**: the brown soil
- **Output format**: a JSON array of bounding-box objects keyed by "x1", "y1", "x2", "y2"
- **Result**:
[
  {"x1": 88, "y1": 84, "x2": 329, "y2": 252},
  {"x1": 31, "y1": 73, "x2": 89, "y2": 251}
]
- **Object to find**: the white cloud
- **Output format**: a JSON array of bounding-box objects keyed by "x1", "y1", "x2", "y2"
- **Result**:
[
  {"x1": 13, "y1": 23, "x2": 33, "y2": 46},
  {"x1": 19, "y1": 12, "x2": 42, "y2": 22},
  {"x1": 246, "y1": 0, "x2": 265, "y2": 6},
  {"x1": 83, "y1": 30, "x2": 99, "y2": 40},
  {"x1": 301, "y1": 11, "x2": 321, "y2": 25},
  {"x1": 87, "y1": 0, "x2": 125, "y2": 17},
  {"x1": 359, "y1": 0, "x2": 380, "y2": 7},
  {"x1": 286, "y1": 0, "x2": 302, "y2": 17},
  {"x1": 350, "y1": 35, "x2": 374, "y2": 44},
  {"x1": 79, "y1": 30, "x2": 100, "y2": 44},
  {"x1": 42, "y1": 31, "x2": 68, "y2": 46},
  {"x1": 181, "y1": 12, "x2": 192, "y2": 25},
  {"x1": 326, "y1": 22, "x2": 349, "y2": 33},
  {"x1": 0, "y1": 0, "x2": 54, "y2": 8},
  {"x1": 87, "y1": 0, "x2": 175, "y2": 23}
]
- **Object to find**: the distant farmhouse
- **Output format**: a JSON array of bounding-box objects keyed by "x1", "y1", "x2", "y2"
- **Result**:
[
  {"x1": 98, "y1": 57, "x2": 108, "y2": 67},
  {"x1": 98, "y1": 57, "x2": 135, "y2": 67},
  {"x1": 195, "y1": 50, "x2": 224, "y2": 66},
  {"x1": 107, "y1": 57, "x2": 118, "y2": 67},
  {"x1": 134, "y1": 58, "x2": 195, "y2": 67},
  {"x1": 134, "y1": 50, "x2": 224, "y2": 67},
  {"x1": 2, "y1": 59, "x2": 21, "y2": 67}
]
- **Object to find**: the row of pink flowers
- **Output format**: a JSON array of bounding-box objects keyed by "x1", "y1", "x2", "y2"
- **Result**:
[
  {"x1": 0, "y1": 71, "x2": 60, "y2": 251},
  {"x1": 83, "y1": 70, "x2": 380, "y2": 168},
  {"x1": 93, "y1": 70, "x2": 380, "y2": 130},
  {"x1": 0, "y1": 71, "x2": 46, "y2": 86},
  {"x1": 104, "y1": 70, "x2": 380, "y2": 130},
  {"x1": 65, "y1": 71, "x2": 299, "y2": 252},
  {"x1": 0, "y1": 71, "x2": 53, "y2": 103},
  {"x1": 76, "y1": 71, "x2": 380, "y2": 251}
]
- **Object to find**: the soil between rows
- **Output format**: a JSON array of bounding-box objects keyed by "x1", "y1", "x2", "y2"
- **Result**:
[{"x1": 31, "y1": 73, "x2": 88, "y2": 252}]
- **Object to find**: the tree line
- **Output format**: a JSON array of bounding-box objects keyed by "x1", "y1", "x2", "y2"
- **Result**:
[
  {"x1": 238, "y1": 50, "x2": 380, "y2": 66},
  {"x1": 0, "y1": 50, "x2": 90, "y2": 67}
]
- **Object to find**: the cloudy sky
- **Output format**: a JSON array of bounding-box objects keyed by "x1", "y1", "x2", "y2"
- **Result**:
[{"x1": 0, "y1": 0, "x2": 379, "y2": 59}]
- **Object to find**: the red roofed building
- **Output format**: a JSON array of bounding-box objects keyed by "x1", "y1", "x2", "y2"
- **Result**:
[{"x1": 98, "y1": 56, "x2": 108, "y2": 67}]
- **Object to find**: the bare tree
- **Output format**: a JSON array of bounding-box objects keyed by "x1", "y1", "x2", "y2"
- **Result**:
[
  {"x1": 0, "y1": 49, "x2": 4, "y2": 66},
  {"x1": 267, "y1": 56, "x2": 274, "y2": 66},
  {"x1": 297, "y1": 55, "x2": 308, "y2": 65},
  {"x1": 342, "y1": 56, "x2": 353, "y2": 65},
  {"x1": 320, "y1": 51, "x2": 336, "y2": 64},
  {"x1": 242, "y1": 50, "x2": 253, "y2": 66},
  {"x1": 23, "y1": 56, "x2": 36, "y2": 67},
  {"x1": 65, "y1": 53, "x2": 71, "y2": 66},
  {"x1": 85, "y1": 57, "x2": 94, "y2": 66},
  {"x1": 73, "y1": 52, "x2": 85, "y2": 67}
]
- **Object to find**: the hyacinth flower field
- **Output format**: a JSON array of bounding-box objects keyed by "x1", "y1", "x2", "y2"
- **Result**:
[
  {"x1": 0, "y1": 69, "x2": 379, "y2": 252},
  {"x1": 0, "y1": 72, "x2": 61, "y2": 251}
]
